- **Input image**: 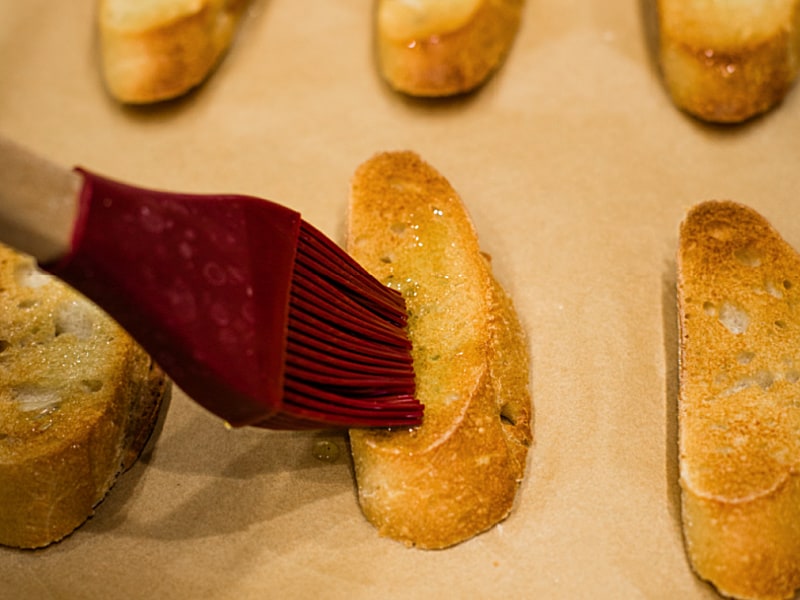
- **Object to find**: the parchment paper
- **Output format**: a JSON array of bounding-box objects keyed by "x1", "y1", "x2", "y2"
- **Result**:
[{"x1": 2, "y1": 1, "x2": 800, "y2": 598}]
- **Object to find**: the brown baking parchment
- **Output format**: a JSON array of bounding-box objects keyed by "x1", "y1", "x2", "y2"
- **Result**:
[{"x1": 2, "y1": 1, "x2": 800, "y2": 598}]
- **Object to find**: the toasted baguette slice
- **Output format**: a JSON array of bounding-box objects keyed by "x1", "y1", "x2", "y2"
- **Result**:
[
  {"x1": 376, "y1": 0, "x2": 524, "y2": 97},
  {"x1": 678, "y1": 201, "x2": 800, "y2": 599},
  {"x1": 346, "y1": 151, "x2": 532, "y2": 549},
  {"x1": 657, "y1": 0, "x2": 800, "y2": 123},
  {"x1": 0, "y1": 244, "x2": 170, "y2": 549},
  {"x1": 98, "y1": 0, "x2": 249, "y2": 104}
]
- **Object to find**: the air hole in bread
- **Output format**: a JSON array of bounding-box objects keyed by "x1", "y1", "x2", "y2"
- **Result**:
[
  {"x1": 718, "y1": 301, "x2": 749, "y2": 334},
  {"x1": 81, "y1": 379, "x2": 103, "y2": 393},
  {"x1": 755, "y1": 370, "x2": 775, "y2": 389},
  {"x1": 723, "y1": 371, "x2": 777, "y2": 396},
  {"x1": 380, "y1": 255, "x2": 393, "y2": 264},
  {"x1": 17, "y1": 299, "x2": 37, "y2": 309},
  {"x1": 764, "y1": 280, "x2": 784, "y2": 298},
  {"x1": 775, "y1": 320, "x2": 788, "y2": 330},
  {"x1": 723, "y1": 379, "x2": 751, "y2": 396},
  {"x1": 0, "y1": 340, "x2": 8, "y2": 353},
  {"x1": 734, "y1": 246, "x2": 762, "y2": 267},
  {"x1": 499, "y1": 403, "x2": 518, "y2": 427},
  {"x1": 784, "y1": 279, "x2": 793, "y2": 290},
  {"x1": 390, "y1": 222, "x2": 407, "y2": 234},
  {"x1": 387, "y1": 177, "x2": 422, "y2": 194},
  {"x1": 54, "y1": 301, "x2": 95, "y2": 339},
  {"x1": 706, "y1": 221, "x2": 734, "y2": 242},
  {"x1": 14, "y1": 260, "x2": 50, "y2": 289},
  {"x1": 13, "y1": 386, "x2": 60, "y2": 412}
]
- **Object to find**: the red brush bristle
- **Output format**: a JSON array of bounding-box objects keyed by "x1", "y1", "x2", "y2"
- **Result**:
[{"x1": 258, "y1": 221, "x2": 423, "y2": 429}]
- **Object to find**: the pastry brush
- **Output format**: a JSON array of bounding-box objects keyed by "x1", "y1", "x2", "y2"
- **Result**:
[{"x1": 0, "y1": 137, "x2": 422, "y2": 430}]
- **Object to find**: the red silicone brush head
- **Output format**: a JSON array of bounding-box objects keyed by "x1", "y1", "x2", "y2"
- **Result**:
[
  {"x1": 261, "y1": 222, "x2": 420, "y2": 429},
  {"x1": 47, "y1": 169, "x2": 422, "y2": 430}
]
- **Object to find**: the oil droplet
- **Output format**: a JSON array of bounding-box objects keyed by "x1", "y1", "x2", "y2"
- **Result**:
[{"x1": 312, "y1": 439, "x2": 340, "y2": 462}]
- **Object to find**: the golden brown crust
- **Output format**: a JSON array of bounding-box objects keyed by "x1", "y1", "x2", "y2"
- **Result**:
[
  {"x1": 0, "y1": 245, "x2": 170, "y2": 549},
  {"x1": 682, "y1": 478, "x2": 800, "y2": 600},
  {"x1": 347, "y1": 151, "x2": 532, "y2": 549},
  {"x1": 657, "y1": 0, "x2": 800, "y2": 123},
  {"x1": 98, "y1": 0, "x2": 248, "y2": 104},
  {"x1": 377, "y1": 0, "x2": 524, "y2": 97},
  {"x1": 678, "y1": 201, "x2": 800, "y2": 599}
]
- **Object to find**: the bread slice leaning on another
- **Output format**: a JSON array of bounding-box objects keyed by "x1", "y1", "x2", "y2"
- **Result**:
[
  {"x1": 98, "y1": 0, "x2": 249, "y2": 104},
  {"x1": 657, "y1": 0, "x2": 800, "y2": 123},
  {"x1": 376, "y1": 0, "x2": 525, "y2": 97},
  {"x1": 346, "y1": 151, "x2": 532, "y2": 549},
  {"x1": 0, "y1": 244, "x2": 170, "y2": 549},
  {"x1": 677, "y1": 201, "x2": 800, "y2": 599}
]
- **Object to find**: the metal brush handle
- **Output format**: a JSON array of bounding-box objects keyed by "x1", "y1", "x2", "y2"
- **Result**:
[{"x1": 0, "y1": 136, "x2": 81, "y2": 262}]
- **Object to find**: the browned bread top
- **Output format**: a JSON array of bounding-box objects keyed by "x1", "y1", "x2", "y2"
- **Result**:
[
  {"x1": 657, "y1": 0, "x2": 800, "y2": 122},
  {"x1": 346, "y1": 151, "x2": 532, "y2": 549},
  {"x1": 0, "y1": 244, "x2": 169, "y2": 548},
  {"x1": 678, "y1": 200, "x2": 800, "y2": 599},
  {"x1": 98, "y1": 0, "x2": 248, "y2": 104},
  {"x1": 678, "y1": 200, "x2": 800, "y2": 502},
  {"x1": 376, "y1": 0, "x2": 524, "y2": 97}
]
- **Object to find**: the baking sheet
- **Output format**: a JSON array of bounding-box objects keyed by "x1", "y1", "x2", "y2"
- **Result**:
[{"x1": 2, "y1": 0, "x2": 800, "y2": 598}]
